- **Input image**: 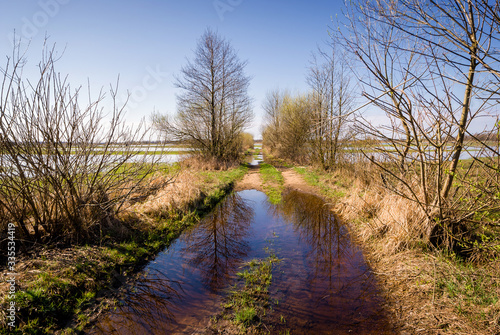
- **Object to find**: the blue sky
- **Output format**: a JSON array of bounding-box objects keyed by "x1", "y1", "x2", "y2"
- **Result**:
[{"x1": 0, "y1": 0, "x2": 347, "y2": 138}]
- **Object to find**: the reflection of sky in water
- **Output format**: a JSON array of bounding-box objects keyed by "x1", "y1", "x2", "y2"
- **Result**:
[
  {"x1": 245, "y1": 154, "x2": 263, "y2": 166},
  {"x1": 88, "y1": 189, "x2": 393, "y2": 334}
]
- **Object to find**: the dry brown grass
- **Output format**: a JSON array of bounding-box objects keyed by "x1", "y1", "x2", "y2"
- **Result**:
[
  {"x1": 313, "y1": 164, "x2": 428, "y2": 257},
  {"x1": 179, "y1": 155, "x2": 240, "y2": 171},
  {"x1": 335, "y1": 179, "x2": 427, "y2": 257},
  {"x1": 129, "y1": 169, "x2": 204, "y2": 219},
  {"x1": 370, "y1": 249, "x2": 500, "y2": 334},
  {"x1": 298, "y1": 163, "x2": 500, "y2": 334}
]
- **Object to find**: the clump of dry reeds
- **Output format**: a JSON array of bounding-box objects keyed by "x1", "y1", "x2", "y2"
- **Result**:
[
  {"x1": 325, "y1": 163, "x2": 427, "y2": 257},
  {"x1": 128, "y1": 169, "x2": 203, "y2": 220},
  {"x1": 179, "y1": 155, "x2": 240, "y2": 171},
  {"x1": 322, "y1": 162, "x2": 500, "y2": 334}
]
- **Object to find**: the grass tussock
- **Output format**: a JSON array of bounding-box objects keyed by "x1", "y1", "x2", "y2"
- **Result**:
[
  {"x1": 130, "y1": 169, "x2": 205, "y2": 219},
  {"x1": 295, "y1": 165, "x2": 428, "y2": 256},
  {"x1": 259, "y1": 163, "x2": 284, "y2": 204},
  {"x1": 209, "y1": 253, "x2": 280, "y2": 334},
  {"x1": 295, "y1": 163, "x2": 500, "y2": 334},
  {"x1": 179, "y1": 155, "x2": 243, "y2": 171}
]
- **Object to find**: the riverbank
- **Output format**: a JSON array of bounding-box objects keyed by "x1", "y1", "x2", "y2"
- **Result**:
[{"x1": 0, "y1": 163, "x2": 248, "y2": 334}]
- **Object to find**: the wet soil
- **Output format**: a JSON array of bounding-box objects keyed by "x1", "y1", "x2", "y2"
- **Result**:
[
  {"x1": 235, "y1": 167, "x2": 263, "y2": 192},
  {"x1": 236, "y1": 166, "x2": 316, "y2": 195}
]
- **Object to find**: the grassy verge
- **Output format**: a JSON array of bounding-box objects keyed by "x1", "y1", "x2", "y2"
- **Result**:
[
  {"x1": 209, "y1": 252, "x2": 280, "y2": 334},
  {"x1": 293, "y1": 166, "x2": 346, "y2": 199},
  {"x1": 259, "y1": 163, "x2": 284, "y2": 204},
  {"x1": 198, "y1": 164, "x2": 249, "y2": 188},
  {"x1": 0, "y1": 165, "x2": 248, "y2": 334},
  {"x1": 295, "y1": 165, "x2": 500, "y2": 334},
  {"x1": 260, "y1": 153, "x2": 292, "y2": 169}
]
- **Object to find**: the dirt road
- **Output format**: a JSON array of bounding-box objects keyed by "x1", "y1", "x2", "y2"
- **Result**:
[{"x1": 236, "y1": 166, "x2": 318, "y2": 195}]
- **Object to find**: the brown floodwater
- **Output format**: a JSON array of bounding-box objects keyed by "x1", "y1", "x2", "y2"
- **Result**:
[{"x1": 87, "y1": 189, "x2": 394, "y2": 334}]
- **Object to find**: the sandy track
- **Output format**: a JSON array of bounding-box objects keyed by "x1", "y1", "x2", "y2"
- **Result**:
[
  {"x1": 234, "y1": 167, "x2": 264, "y2": 191},
  {"x1": 236, "y1": 167, "x2": 319, "y2": 195},
  {"x1": 281, "y1": 169, "x2": 318, "y2": 194}
]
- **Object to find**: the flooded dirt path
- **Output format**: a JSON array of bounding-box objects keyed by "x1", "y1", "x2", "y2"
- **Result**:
[
  {"x1": 87, "y1": 168, "x2": 394, "y2": 334},
  {"x1": 235, "y1": 168, "x2": 263, "y2": 192}
]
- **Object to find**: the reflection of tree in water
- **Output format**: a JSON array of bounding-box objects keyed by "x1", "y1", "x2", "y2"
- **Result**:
[
  {"x1": 89, "y1": 269, "x2": 185, "y2": 334},
  {"x1": 182, "y1": 192, "x2": 254, "y2": 292},
  {"x1": 272, "y1": 189, "x2": 377, "y2": 300},
  {"x1": 90, "y1": 194, "x2": 254, "y2": 334}
]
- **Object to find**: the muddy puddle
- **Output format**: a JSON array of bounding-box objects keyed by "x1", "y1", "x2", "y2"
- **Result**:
[{"x1": 87, "y1": 189, "x2": 393, "y2": 334}]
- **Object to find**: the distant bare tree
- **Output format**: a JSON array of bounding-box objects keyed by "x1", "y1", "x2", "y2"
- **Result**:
[
  {"x1": 153, "y1": 29, "x2": 253, "y2": 162},
  {"x1": 240, "y1": 132, "x2": 254, "y2": 151},
  {"x1": 262, "y1": 89, "x2": 288, "y2": 155},
  {"x1": 307, "y1": 45, "x2": 355, "y2": 169},
  {"x1": 262, "y1": 91, "x2": 313, "y2": 163}
]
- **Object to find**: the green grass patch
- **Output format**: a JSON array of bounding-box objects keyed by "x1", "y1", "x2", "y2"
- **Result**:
[
  {"x1": 260, "y1": 163, "x2": 284, "y2": 204},
  {"x1": 199, "y1": 164, "x2": 248, "y2": 187},
  {"x1": 6, "y1": 215, "x2": 200, "y2": 335},
  {"x1": 434, "y1": 253, "x2": 500, "y2": 325},
  {"x1": 293, "y1": 167, "x2": 346, "y2": 199},
  {"x1": 221, "y1": 253, "x2": 280, "y2": 331}
]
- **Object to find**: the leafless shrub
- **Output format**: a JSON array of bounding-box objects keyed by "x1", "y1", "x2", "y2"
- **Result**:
[
  {"x1": 336, "y1": 0, "x2": 500, "y2": 252},
  {"x1": 240, "y1": 132, "x2": 254, "y2": 152},
  {"x1": 307, "y1": 44, "x2": 356, "y2": 170},
  {"x1": 262, "y1": 90, "x2": 313, "y2": 164},
  {"x1": 0, "y1": 42, "x2": 161, "y2": 248}
]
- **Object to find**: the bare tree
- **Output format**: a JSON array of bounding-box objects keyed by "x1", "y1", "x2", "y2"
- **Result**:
[
  {"x1": 153, "y1": 29, "x2": 253, "y2": 162},
  {"x1": 262, "y1": 89, "x2": 288, "y2": 155},
  {"x1": 337, "y1": 0, "x2": 500, "y2": 248},
  {"x1": 307, "y1": 45, "x2": 356, "y2": 169}
]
